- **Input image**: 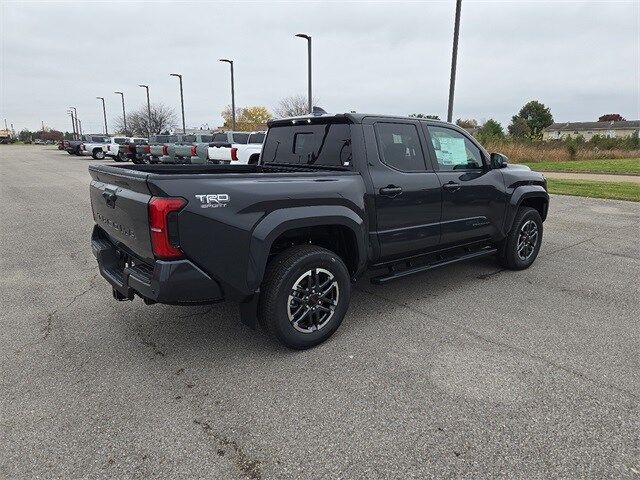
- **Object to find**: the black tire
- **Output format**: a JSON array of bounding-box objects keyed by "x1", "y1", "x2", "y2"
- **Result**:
[
  {"x1": 67, "y1": 151, "x2": 74, "y2": 155},
  {"x1": 92, "y1": 149, "x2": 105, "y2": 160},
  {"x1": 259, "y1": 245, "x2": 351, "y2": 349},
  {"x1": 114, "y1": 152, "x2": 125, "y2": 162},
  {"x1": 497, "y1": 207, "x2": 543, "y2": 270}
]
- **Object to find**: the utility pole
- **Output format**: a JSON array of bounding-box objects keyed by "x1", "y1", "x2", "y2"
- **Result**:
[
  {"x1": 447, "y1": 0, "x2": 462, "y2": 123},
  {"x1": 295, "y1": 33, "x2": 312, "y2": 114},
  {"x1": 170, "y1": 73, "x2": 186, "y2": 133},
  {"x1": 219, "y1": 59, "x2": 236, "y2": 130}
]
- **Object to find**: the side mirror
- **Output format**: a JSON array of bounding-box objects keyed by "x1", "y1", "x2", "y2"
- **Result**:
[{"x1": 490, "y1": 152, "x2": 508, "y2": 168}]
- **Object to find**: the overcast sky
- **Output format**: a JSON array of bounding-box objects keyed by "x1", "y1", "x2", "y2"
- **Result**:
[{"x1": 1, "y1": 1, "x2": 638, "y2": 134}]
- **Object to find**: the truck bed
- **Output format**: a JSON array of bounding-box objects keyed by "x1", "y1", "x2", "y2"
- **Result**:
[{"x1": 89, "y1": 162, "x2": 353, "y2": 177}]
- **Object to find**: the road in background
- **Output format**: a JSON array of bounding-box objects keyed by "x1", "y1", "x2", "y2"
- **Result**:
[{"x1": 1, "y1": 146, "x2": 639, "y2": 479}]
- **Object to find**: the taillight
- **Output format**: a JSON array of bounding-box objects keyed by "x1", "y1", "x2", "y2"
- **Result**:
[
  {"x1": 162, "y1": 145, "x2": 168, "y2": 156},
  {"x1": 231, "y1": 147, "x2": 238, "y2": 161},
  {"x1": 190, "y1": 145, "x2": 197, "y2": 156},
  {"x1": 148, "y1": 197, "x2": 186, "y2": 259},
  {"x1": 81, "y1": 143, "x2": 86, "y2": 151},
  {"x1": 143, "y1": 145, "x2": 151, "y2": 153}
]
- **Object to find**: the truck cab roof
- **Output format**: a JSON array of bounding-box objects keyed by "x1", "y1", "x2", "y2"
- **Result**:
[{"x1": 268, "y1": 113, "x2": 454, "y2": 127}]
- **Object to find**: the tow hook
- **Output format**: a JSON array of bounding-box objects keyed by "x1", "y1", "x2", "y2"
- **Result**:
[{"x1": 112, "y1": 288, "x2": 133, "y2": 302}]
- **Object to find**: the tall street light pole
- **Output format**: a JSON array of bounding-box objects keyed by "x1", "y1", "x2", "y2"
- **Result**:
[
  {"x1": 67, "y1": 110, "x2": 76, "y2": 139},
  {"x1": 69, "y1": 107, "x2": 78, "y2": 139},
  {"x1": 219, "y1": 59, "x2": 236, "y2": 130},
  {"x1": 295, "y1": 33, "x2": 312, "y2": 114},
  {"x1": 139, "y1": 84, "x2": 152, "y2": 137},
  {"x1": 447, "y1": 0, "x2": 462, "y2": 123},
  {"x1": 96, "y1": 97, "x2": 108, "y2": 135},
  {"x1": 170, "y1": 73, "x2": 186, "y2": 133},
  {"x1": 115, "y1": 92, "x2": 127, "y2": 135}
]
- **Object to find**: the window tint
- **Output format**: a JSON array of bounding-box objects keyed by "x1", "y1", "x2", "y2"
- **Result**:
[
  {"x1": 151, "y1": 135, "x2": 178, "y2": 143},
  {"x1": 261, "y1": 123, "x2": 351, "y2": 167},
  {"x1": 376, "y1": 123, "x2": 426, "y2": 171},
  {"x1": 133, "y1": 138, "x2": 147, "y2": 144},
  {"x1": 212, "y1": 133, "x2": 228, "y2": 142},
  {"x1": 200, "y1": 135, "x2": 213, "y2": 143},
  {"x1": 248, "y1": 133, "x2": 265, "y2": 144},
  {"x1": 427, "y1": 126, "x2": 483, "y2": 170},
  {"x1": 114, "y1": 137, "x2": 128, "y2": 144},
  {"x1": 232, "y1": 133, "x2": 249, "y2": 144},
  {"x1": 180, "y1": 135, "x2": 197, "y2": 143}
]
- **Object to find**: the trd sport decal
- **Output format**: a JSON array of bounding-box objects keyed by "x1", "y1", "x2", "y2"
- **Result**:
[{"x1": 195, "y1": 194, "x2": 230, "y2": 208}]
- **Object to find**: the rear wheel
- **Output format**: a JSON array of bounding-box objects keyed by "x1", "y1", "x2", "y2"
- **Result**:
[
  {"x1": 259, "y1": 245, "x2": 351, "y2": 349},
  {"x1": 92, "y1": 149, "x2": 105, "y2": 160},
  {"x1": 497, "y1": 207, "x2": 543, "y2": 270},
  {"x1": 114, "y1": 152, "x2": 125, "y2": 162}
]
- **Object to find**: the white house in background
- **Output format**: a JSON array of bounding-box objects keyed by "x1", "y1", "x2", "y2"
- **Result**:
[{"x1": 542, "y1": 120, "x2": 640, "y2": 140}]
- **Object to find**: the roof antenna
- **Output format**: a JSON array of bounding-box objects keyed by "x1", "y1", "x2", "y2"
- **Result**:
[{"x1": 312, "y1": 106, "x2": 327, "y2": 116}]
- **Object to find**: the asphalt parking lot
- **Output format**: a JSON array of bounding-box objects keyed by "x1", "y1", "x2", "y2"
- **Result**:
[{"x1": 1, "y1": 145, "x2": 639, "y2": 479}]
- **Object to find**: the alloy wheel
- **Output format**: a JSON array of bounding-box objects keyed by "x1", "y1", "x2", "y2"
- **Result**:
[
  {"x1": 287, "y1": 268, "x2": 339, "y2": 333},
  {"x1": 517, "y1": 220, "x2": 539, "y2": 260}
]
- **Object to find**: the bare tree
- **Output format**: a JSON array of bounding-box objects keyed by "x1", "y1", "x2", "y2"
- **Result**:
[
  {"x1": 113, "y1": 103, "x2": 178, "y2": 137},
  {"x1": 273, "y1": 94, "x2": 320, "y2": 118}
]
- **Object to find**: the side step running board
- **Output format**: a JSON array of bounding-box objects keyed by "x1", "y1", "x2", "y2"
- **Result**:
[{"x1": 370, "y1": 248, "x2": 497, "y2": 285}]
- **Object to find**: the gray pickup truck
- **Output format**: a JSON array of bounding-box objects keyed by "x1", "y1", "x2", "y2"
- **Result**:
[
  {"x1": 89, "y1": 113, "x2": 548, "y2": 349},
  {"x1": 165, "y1": 134, "x2": 215, "y2": 164}
]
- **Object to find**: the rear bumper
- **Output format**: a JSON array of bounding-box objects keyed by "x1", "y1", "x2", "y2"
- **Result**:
[{"x1": 91, "y1": 226, "x2": 224, "y2": 304}]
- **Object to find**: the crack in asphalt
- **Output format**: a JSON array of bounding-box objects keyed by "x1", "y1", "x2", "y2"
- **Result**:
[
  {"x1": 42, "y1": 274, "x2": 99, "y2": 339},
  {"x1": 193, "y1": 419, "x2": 263, "y2": 479},
  {"x1": 541, "y1": 236, "x2": 600, "y2": 257},
  {"x1": 135, "y1": 327, "x2": 166, "y2": 357},
  {"x1": 356, "y1": 286, "x2": 639, "y2": 400}
]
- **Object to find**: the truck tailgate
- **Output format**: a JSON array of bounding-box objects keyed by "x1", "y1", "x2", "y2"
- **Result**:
[
  {"x1": 89, "y1": 166, "x2": 154, "y2": 262},
  {"x1": 207, "y1": 143, "x2": 233, "y2": 161}
]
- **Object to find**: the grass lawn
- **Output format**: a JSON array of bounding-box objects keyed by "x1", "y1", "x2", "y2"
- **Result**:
[
  {"x1": 546, "y1": 178, "x2": 640, "y2": 202},
  {"x1": 521, "y1": 158, "x2": 640, "y2": 175}
]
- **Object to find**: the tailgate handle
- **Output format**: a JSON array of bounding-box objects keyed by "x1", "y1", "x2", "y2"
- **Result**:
[{"x1": 102, "y1": 187, "x2": 117, "y2": 208}]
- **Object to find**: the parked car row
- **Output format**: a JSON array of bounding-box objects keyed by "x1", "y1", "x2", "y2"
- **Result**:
[{"x1": 60, "y1": 130, "x2": 266, "y2": 164}]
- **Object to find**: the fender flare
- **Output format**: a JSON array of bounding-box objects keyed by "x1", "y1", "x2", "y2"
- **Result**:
[
  {"x1": 247, "y1": 205, "x2": 368, "y2": 292},
  {"x1": 504, "y1": 185, "x2": 549, "y2": 233}
]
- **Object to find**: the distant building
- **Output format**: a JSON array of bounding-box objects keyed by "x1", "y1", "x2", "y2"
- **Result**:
[{"x1": 542, "y1": 120, "x2": 640, "y2": 141}]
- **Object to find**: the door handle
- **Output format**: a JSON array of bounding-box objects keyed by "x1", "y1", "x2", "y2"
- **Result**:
[
  {"x1": 379, "y1": 185, "x2": 403, "y2": 197},
  {"x1": 442, "y1": 182, "x2": 460, "y2": 192}
]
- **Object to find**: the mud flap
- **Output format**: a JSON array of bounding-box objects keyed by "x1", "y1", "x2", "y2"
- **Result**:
[{"x1": 238, "y1": 293, "x2": 260, "y2": 329}]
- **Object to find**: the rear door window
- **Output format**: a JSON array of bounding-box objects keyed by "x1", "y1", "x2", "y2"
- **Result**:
[
  {"x1": 375, "y1": 123, "x2": 426, "y2": 171},
  {"x1": 232, "y1": 133, "x2": 249, "y2": 144},
  {"x1": 212, "y1": 133, "x2": 228, "y2": 142},
  {"x1": 261, "y1": 123, "x2": 351, "y2": 167},
  {"x1": 248, "y1": 133, "x2": 265, "y2": 144}
]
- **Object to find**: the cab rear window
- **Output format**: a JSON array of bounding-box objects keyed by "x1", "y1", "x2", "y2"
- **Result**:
[{"x1": 262, "y1": 123, "x2": 351, "y2": 167}]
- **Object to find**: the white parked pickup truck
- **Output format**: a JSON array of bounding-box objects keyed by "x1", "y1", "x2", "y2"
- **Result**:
[
  {"x1": 79, "y1": 135, "x2": 111, "y2": 159},
  {"x1": 105, "y1": 136, "x2": 148, "y2": 161},
  {"x1": 207, "y1": 131, "x2": 265, "y2": 164}
]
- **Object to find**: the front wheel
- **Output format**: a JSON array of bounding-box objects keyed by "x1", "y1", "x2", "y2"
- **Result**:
[
  {"x1": 259, "y1": 245, "x2": 351, "y2": 349},
  {"x1": 114, "y1": 152, "x2": 125, "y2": 162},
  {"x1": 497, "y1": 207, "x2": 543, "y2": 270},
  {"x1": 92, "y1": 149, "x2": 105, "y2": 160}
]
